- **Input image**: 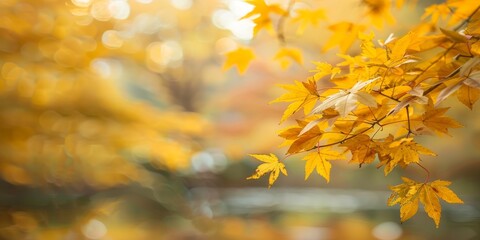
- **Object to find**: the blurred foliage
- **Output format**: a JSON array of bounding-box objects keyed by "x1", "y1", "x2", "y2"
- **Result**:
[{"x1": 0, "y1": 0, "x2": 211, "y2": 189}]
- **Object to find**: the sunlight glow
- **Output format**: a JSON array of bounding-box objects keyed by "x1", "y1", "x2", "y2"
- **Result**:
[
  {"x1": 170, "y1": 0, "x2": 193, "y2": 10},
  {"x1": 211, "y1": 0, "x2": 255, "y2": 40}
]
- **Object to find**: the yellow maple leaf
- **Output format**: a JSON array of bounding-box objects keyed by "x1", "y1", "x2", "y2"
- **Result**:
[
  {"x1": 322, "y1": 22, "x2": 366, "y2": 53},
  {"x1": 362, "y1": 0, "x2": 395, "y2": 29},
  {"x1": 281, "y1": 120, "x2": 323, "y2": 154},
  {"x1": 303, "y1": 148, "x2": 344, "y2": 182},
  {"x1": 242, "y1": 0, "x2": 286, "y2": 35},
  {"x1": 420, "y1": 184, "x2": 442, "y2": 227},
  {"x1": 457, "y1": 84, "x2": 480, "y2": 109},
  {"x1": 430, "y1": 180, "x2": 464, "y2": 204},
  {"x1": 386, "y1": 31, "x2": 417, "y2": 67},
  {"x1": 247, "y1": 154, "x2": 287, "y2": 188},
  {"x1": 223, "y1": 47, "x2": 255, "y2": 74},
  {"x1": 388, "y1": 178, "x2": 463, "y2": 227},
  {"x1": 312, "y1": 78, "x2": 378, "y2": 117},
  {"x1": 291, "y1": 8, "x2": 327, "y2": 35},
  {"x1": 382, "y1": 138, "x2": 436, "y2": 175},
  {"x1": 274, "y1": 47, "x2": 303, "y2": 69},
  {"x1": 446, "y1": 0, "x2": 480, "y2": 26},
  {"x1": 421, "y1": 4, "x2": 451, "y2": 24},
  {"x1": 309, "y1": 62, "x2": 341, "y2": 80},
  {"x1": 400, "y1": 197, "x2": 420, "y2": 223},
  {"x1": 421, "y1": 106, "x2": 462, "y2": 136},
  {"x1": 340, "y1": 134, "x2": 376, "y2": 167},
  {"x1": 271, "y1": 80, "x2": 319, "y2": 123}
]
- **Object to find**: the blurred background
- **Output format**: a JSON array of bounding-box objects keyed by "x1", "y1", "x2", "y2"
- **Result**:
[{"x1": 0, "y1": 0, "x2": 479, "y2": 239}]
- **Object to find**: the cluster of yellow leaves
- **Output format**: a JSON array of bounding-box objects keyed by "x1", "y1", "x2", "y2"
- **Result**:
[
  {"x1": 246, "y1": 0, "x2": 480, "y2": 227},
  {"x1": 223, "y1": 0, "x2": 410, "y2": 74},
  {"x1": 388, "y1": 177, "x2": 463, "y2": 228}
]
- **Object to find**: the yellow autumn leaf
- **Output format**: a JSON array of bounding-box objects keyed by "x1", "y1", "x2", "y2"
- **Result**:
[
  {"x1": 274, "y1": 47, "x2": 303, "y2": 69},
  {"x1": 247, "y1": 154, "x2": 287, "y2": 188},
  {"x1": 387, "y1": 31, "x2": 416, "y2": 67},
  {"x1": 322, "y1": 22, "x2": 366, "y2": 53},
  {"x1": 422, "y1": 106, "x2": 463, "y2": 135},
  {"x1": 362, "y1": 0, "x2": 395, "y2": 29},
  {"x1": 291, "y1": 8, "x2": 327, "y2": 35},
  {"x1": 223, "y1": 47, "x2": 255, "y2": 74},
  {"x1": 309, "y1": 62, "x2": 341, "y2": 80},
  {"x1": 285, "y1": 120, "x2": 323, "y2": 154},
  {"x1": 340, "y1": 134, "x2": 376, "y2": 167},
  {"x1": 270, "y1": 80, "x2": 319, "y2": 123},
  {"x1": 421, "y1": 4, "x2": 451, "y2": 24},
  {"x1": 242, "y1": 0, "x2": 286, "y2": 35},
  {"x1": 457, "y1": 84, "x2": 480, "y2": 109},
  {"x1": 303, "y1": 148, "x2": 344, "y2": 182},
  {"x1": 400, "y1": 197, "x2": 419, "y2": 223},
  {"x1": 420, "y1": 184, "x2": 442, "y2": 228},
  {"x1": 446, "y1": 0, "x2": 480, "y2": 26},
  {"x1": 383, "y1": 138, "x2": 436, "y2": 175},
  {"x1": 430, "y1": 180, "x2": 464, "y2": 204},
  {"x1": 389, "y1": 178, "x2": 463, "y2": 228}
]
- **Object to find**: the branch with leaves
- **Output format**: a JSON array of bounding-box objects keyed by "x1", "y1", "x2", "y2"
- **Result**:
[{"x1": 230, "y1": 0, "x2": 480, "y2": 228}]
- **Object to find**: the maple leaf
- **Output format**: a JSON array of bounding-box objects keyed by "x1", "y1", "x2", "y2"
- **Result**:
[
  {"x1": 362, "y1": 0, "x2": 395, "y2": 29},
  {"x1": 291, "y1": 8, "x2": 327, "y2": 35},
  {"x1": 388, "y1": 178, "x2": 463, "y2": 227},
  {"x1": 340, "y1": 134, "x2": 376, "y2": 167},
  {"x1": 384, "y1": 31, "x2": 418, "y2": 68},
  {"x1": 457, "y1": 84, "x2": 480, "y2": 109},
  {"x1": 421, "y1": 4, "x2": 451, "y2": 24},
  {"x1": 322, "y1": 22, "x2": 366, "y2": 53},
  {"x1": 437, "y1": 57, "x2": 480, "y2": 105},
  {"x1": 242, "y1": 0, "x2": 286, "y2": 35},
  {"x1": 309, "y1": 62, "x2": 341, "y2": 80},
  {"x1": 247, "y1": 154, "x2": 287, "y2": 188},
  {"x1": 429, "y1": 180, "x2": 464, "y2": 204},
  {"x1": 303, "y1": 148, "x2": 344, "y2": 182},
  {"x1": 419, "y1": 184, "x2": 442, "y2": 227},
  {"x1": 271, "y1": 80, "x2": 319, "y2": 123},
  {"x1": 446, "y1": 0, "x2": 480, "y2": 26},
  {"x1": 421, "y1": 105, "x2": 462, "y2": 135},
  {"x1": 281, "y1": 120, "x2": 323, "y2": 154},
  {"x1": 274, "y1": 47, "x2": 303, "y2": 69},
  {"x1": 382, "y1": 138, "x2": 436, "y2": 175},
  {"x1": 312, "y1": 78, "x2": 378, "y2": 117},
  {"x1": 223, "y1": 47, "x2": 255, "y2": 74}
]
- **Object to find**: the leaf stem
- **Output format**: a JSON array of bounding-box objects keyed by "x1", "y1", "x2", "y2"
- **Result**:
[
  {"x1": 416, "y1": 162, "x2": 430, "y2": 183},
  {"x1": 277, "y1": 0, "x2": 296, "y2": 45},
  {"x1": 406, "y1": 105, "x2": 413, "y2": 137}
]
